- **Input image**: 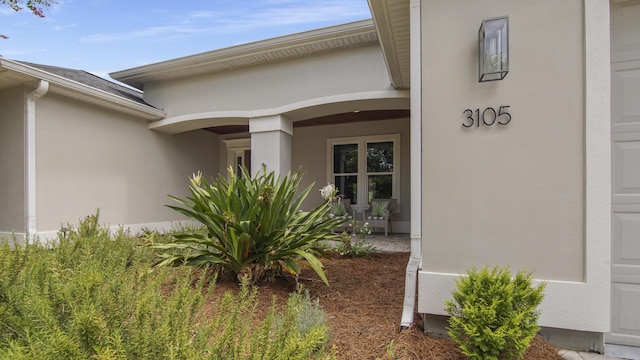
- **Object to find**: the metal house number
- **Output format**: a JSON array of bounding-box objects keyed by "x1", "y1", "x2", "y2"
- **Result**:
[{"x1": 463, "y1": 105, "x2": 511, "y2": 128}]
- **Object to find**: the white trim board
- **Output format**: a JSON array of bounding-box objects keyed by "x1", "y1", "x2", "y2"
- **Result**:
[
  {"x1": 18, "y1": 220, "x2": 196, "y2": 245},
  {"x1": 419, "y1": 271, "x2": 609, "y2": 332},
  {"x1": 0, "y1": 232, "x2": 25, "y2": 243}
]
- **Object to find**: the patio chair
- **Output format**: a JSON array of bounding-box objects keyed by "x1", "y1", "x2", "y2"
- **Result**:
[
  {"x1": 330, "y1": 198, "x2": 356, "y2": 233},
  {"x1": 362, "y1": 198, "x2": 397, "y2": 237}
]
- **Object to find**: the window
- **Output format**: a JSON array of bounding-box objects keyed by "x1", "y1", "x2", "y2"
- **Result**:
[
  {"x1": 333, "y1": 143, "x2": 358, "y2": 205},
  {"x1": 367, "y1": 141, "x2": 393, "y2": 200},
  {"x1": 328, "y1": 134, "x2": 400, "y2": 208},
  {"x1": 223, "y1": 138, "x2": 251, "y2": 178}
]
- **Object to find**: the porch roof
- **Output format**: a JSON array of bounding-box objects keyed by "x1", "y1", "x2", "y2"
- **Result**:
[
  {"x1": 110, "y1": 20, "x2": 380, "y2": 90},
  {"x1": 111, "y1": 0, "x2": 411, "y2": 91}
]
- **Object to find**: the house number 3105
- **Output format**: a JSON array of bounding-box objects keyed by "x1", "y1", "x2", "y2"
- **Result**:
[{"x1": 462, "y1": 106, "x2": 511, "y2": 128}]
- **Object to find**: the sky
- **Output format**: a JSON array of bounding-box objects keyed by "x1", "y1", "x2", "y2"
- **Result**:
[{"x1": 0, "y1": 0, "x2": 372, "y2": 79}]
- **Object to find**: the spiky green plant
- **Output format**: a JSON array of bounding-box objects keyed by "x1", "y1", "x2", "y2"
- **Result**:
[{"x1": 154, "y1": 166, "x2": 344, "y2": 285}]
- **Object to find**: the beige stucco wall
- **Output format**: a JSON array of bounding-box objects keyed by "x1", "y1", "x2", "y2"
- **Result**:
[
  {"x1": 0, "y1": 86, "x2": 25, "y2": 233},
  {"x1": 292, "y1": 118, "x2": 411, "y2": 227},
  {"x1": 33, "y1": 93, "x2": 220, "y2": 232},
  {"x1": 418, "y1": 0, "x2": 611, "y2": 334},
  {"x1": 420, "y1": 0, "x2": 584, "y2": 281},
  {"x1": 143, "y1": 45, "x2": 393, "y2": 119}
]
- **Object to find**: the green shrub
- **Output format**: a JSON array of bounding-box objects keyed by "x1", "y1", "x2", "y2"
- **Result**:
[
  {"x1": 444, "y1": 266, "x2": 546, "y2": 360},
  {"x1": 0, "y1": 215, "x2": 334, "y2": 359},
  {"x1": 154, "y1": 167, "x2": 344, "y2": 285},
  {"x1": 334, "y1": 231, "x2": 374, "y2": 258}
]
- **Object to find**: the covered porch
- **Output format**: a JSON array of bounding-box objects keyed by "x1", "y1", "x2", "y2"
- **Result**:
[
  {"x1": 110, "y1": 19, "x2": 413, "y2": 233},
  {"x1": 213, "y1": 111, "x2": 411, "y2": 234}
]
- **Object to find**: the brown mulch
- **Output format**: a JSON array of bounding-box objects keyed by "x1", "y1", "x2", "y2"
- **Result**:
[{"x1": 210, "y1": 252, "x2": 565, "y2": 360}]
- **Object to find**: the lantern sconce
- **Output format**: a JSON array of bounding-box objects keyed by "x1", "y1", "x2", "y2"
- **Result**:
[{"x1": 479, "y1": 16, "x2": 509, "y2": 82}]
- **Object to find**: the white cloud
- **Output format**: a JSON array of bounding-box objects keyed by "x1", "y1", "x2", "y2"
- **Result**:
[
  {"x1": 2, "y1": 48, "x2": 41, "y2": 57},
  {"x1": 79, "y1": 1, "x2": 370, "y2": 43},
  {"x1": 80, "y1": 25, "x2": 196, "y2": 42}
]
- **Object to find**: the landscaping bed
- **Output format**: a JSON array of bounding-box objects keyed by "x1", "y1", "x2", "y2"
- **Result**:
[{"x1": 212, "y1": 251, "x2": 566, "y2": 360}]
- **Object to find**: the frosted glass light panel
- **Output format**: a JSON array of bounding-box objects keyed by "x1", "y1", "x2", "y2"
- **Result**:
[{"x1": 479, "y1": 16, "x2": 509, "y2": 82}]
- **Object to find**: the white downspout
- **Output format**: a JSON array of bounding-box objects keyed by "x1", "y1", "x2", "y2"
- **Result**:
[
  {"x1": 24, "y1": 80, "x2": 49, "y2": 238},
  {"x1": 400, "y1": 0, "x2": 422, "y2": 330}
]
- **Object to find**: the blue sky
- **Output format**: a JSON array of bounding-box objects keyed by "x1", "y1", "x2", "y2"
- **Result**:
[{"x1": 0, "y1": 0, "x2": 371, "y2": 78}]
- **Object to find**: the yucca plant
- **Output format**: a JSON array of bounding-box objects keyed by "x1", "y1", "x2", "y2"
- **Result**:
[{"x1": 154, "y1": 166, "x2": 344, "y2": 285}]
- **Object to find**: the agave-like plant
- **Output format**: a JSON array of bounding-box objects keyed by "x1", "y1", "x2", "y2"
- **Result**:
[{"x1": 154, "y1": 166, "x2": 344, "y2": 285}]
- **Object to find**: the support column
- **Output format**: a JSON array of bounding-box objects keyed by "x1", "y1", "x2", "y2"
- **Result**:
[{"x1": 249, "y1": 115, "x2": 292, "y2": 176}]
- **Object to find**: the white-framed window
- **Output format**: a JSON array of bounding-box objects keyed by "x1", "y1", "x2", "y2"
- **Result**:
[{"x1": 327, "y1": 134, "x2": 400, "y2": 209}]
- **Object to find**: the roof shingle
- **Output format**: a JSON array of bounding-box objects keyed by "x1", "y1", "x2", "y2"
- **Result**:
[{"x1": 18, "y1": 61, "x2": 151, "y2": 107}]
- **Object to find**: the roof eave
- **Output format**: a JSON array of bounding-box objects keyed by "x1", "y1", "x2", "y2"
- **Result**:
[
  {"x1": 369, "y1": 0, "x2": 410, "y2": 90},
  {"x1": 0, "y1": 58, "x2": 165, "y2": 120},
  {"x1": 110, "y1": 19, "x2": 378, "y2": 89}
]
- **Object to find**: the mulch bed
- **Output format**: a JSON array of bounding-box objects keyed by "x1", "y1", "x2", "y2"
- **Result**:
[{"x1": 210, "y1": 251, "x2": 565, "y2": 359}]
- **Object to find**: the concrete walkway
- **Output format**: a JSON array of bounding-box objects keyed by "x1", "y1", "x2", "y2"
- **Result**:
[
  {"x1": 560, "y1": 347, "x2": 640, "y2": 360},
  {"x1": 364, "y1": 233, "x2": 640, "y2": 360}
]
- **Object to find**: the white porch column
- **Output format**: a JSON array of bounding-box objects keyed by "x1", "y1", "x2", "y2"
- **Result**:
[{"x1": 249, "y1": 115, "x2": 293, "y2": 176}]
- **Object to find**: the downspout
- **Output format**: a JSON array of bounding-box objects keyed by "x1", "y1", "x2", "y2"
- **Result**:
[
  {"x1": 24, "y1": 80, "x2": 49, "y2": 238},
  {"x1": 400, "y1": 0, "x2": 422, "y2": 330}
]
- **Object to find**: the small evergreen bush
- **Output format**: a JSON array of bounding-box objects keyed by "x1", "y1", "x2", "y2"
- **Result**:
[{"x1": 445, "y1": 266, "x2": 546, "y2": 360}]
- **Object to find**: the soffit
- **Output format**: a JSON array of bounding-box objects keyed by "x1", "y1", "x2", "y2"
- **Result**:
[
  {"x1": 204, "y1": 109, "x2": 410, "y2": 135},
  {"x1": 110, "y1": 20, "x2": 379, "y2": 90},
  {"x1": 0, "y1": 68, "x2": 30, "y2": 90},
  {"x1": 369, "y1": 0, "x2": 410, "y2": 89}
]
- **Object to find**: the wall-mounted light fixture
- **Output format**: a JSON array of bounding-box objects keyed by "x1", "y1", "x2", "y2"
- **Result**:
[{"x1": 479, "y1": 16, "x2": 509, "y2": 82}]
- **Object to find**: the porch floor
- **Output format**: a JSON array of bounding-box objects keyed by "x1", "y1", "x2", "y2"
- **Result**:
[{"x1": 364, "y1": 233, "x2": 411, "y2": 253}]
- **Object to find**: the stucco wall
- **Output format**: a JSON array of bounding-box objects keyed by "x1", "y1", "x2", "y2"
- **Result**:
[
  {"x1": 421, "y1": 0, "x2": 584, "y2": 280},
  {"x1": 143, "y1": 45, "x2": 393, "y2": 119},
  {"x1": 292, "y1": 118, "x2": 411, "y2": 228},
  {"x1": 417, "y1": 0, "x2": 611, "y2": 334},
  {"x1": 34, "y1": 93, "x2": 220, "y2": 232},
  {"x1": 0, "y1": 86, "x2": 25, "y2": 234}
]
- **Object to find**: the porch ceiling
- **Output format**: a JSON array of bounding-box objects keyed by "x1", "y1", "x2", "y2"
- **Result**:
[
  {"x1": 203, "y1": 109, "x2": 410, "y2": 135},
  {"x1": 294, "y1": 109, "x2": 410, "y2": 127}
]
